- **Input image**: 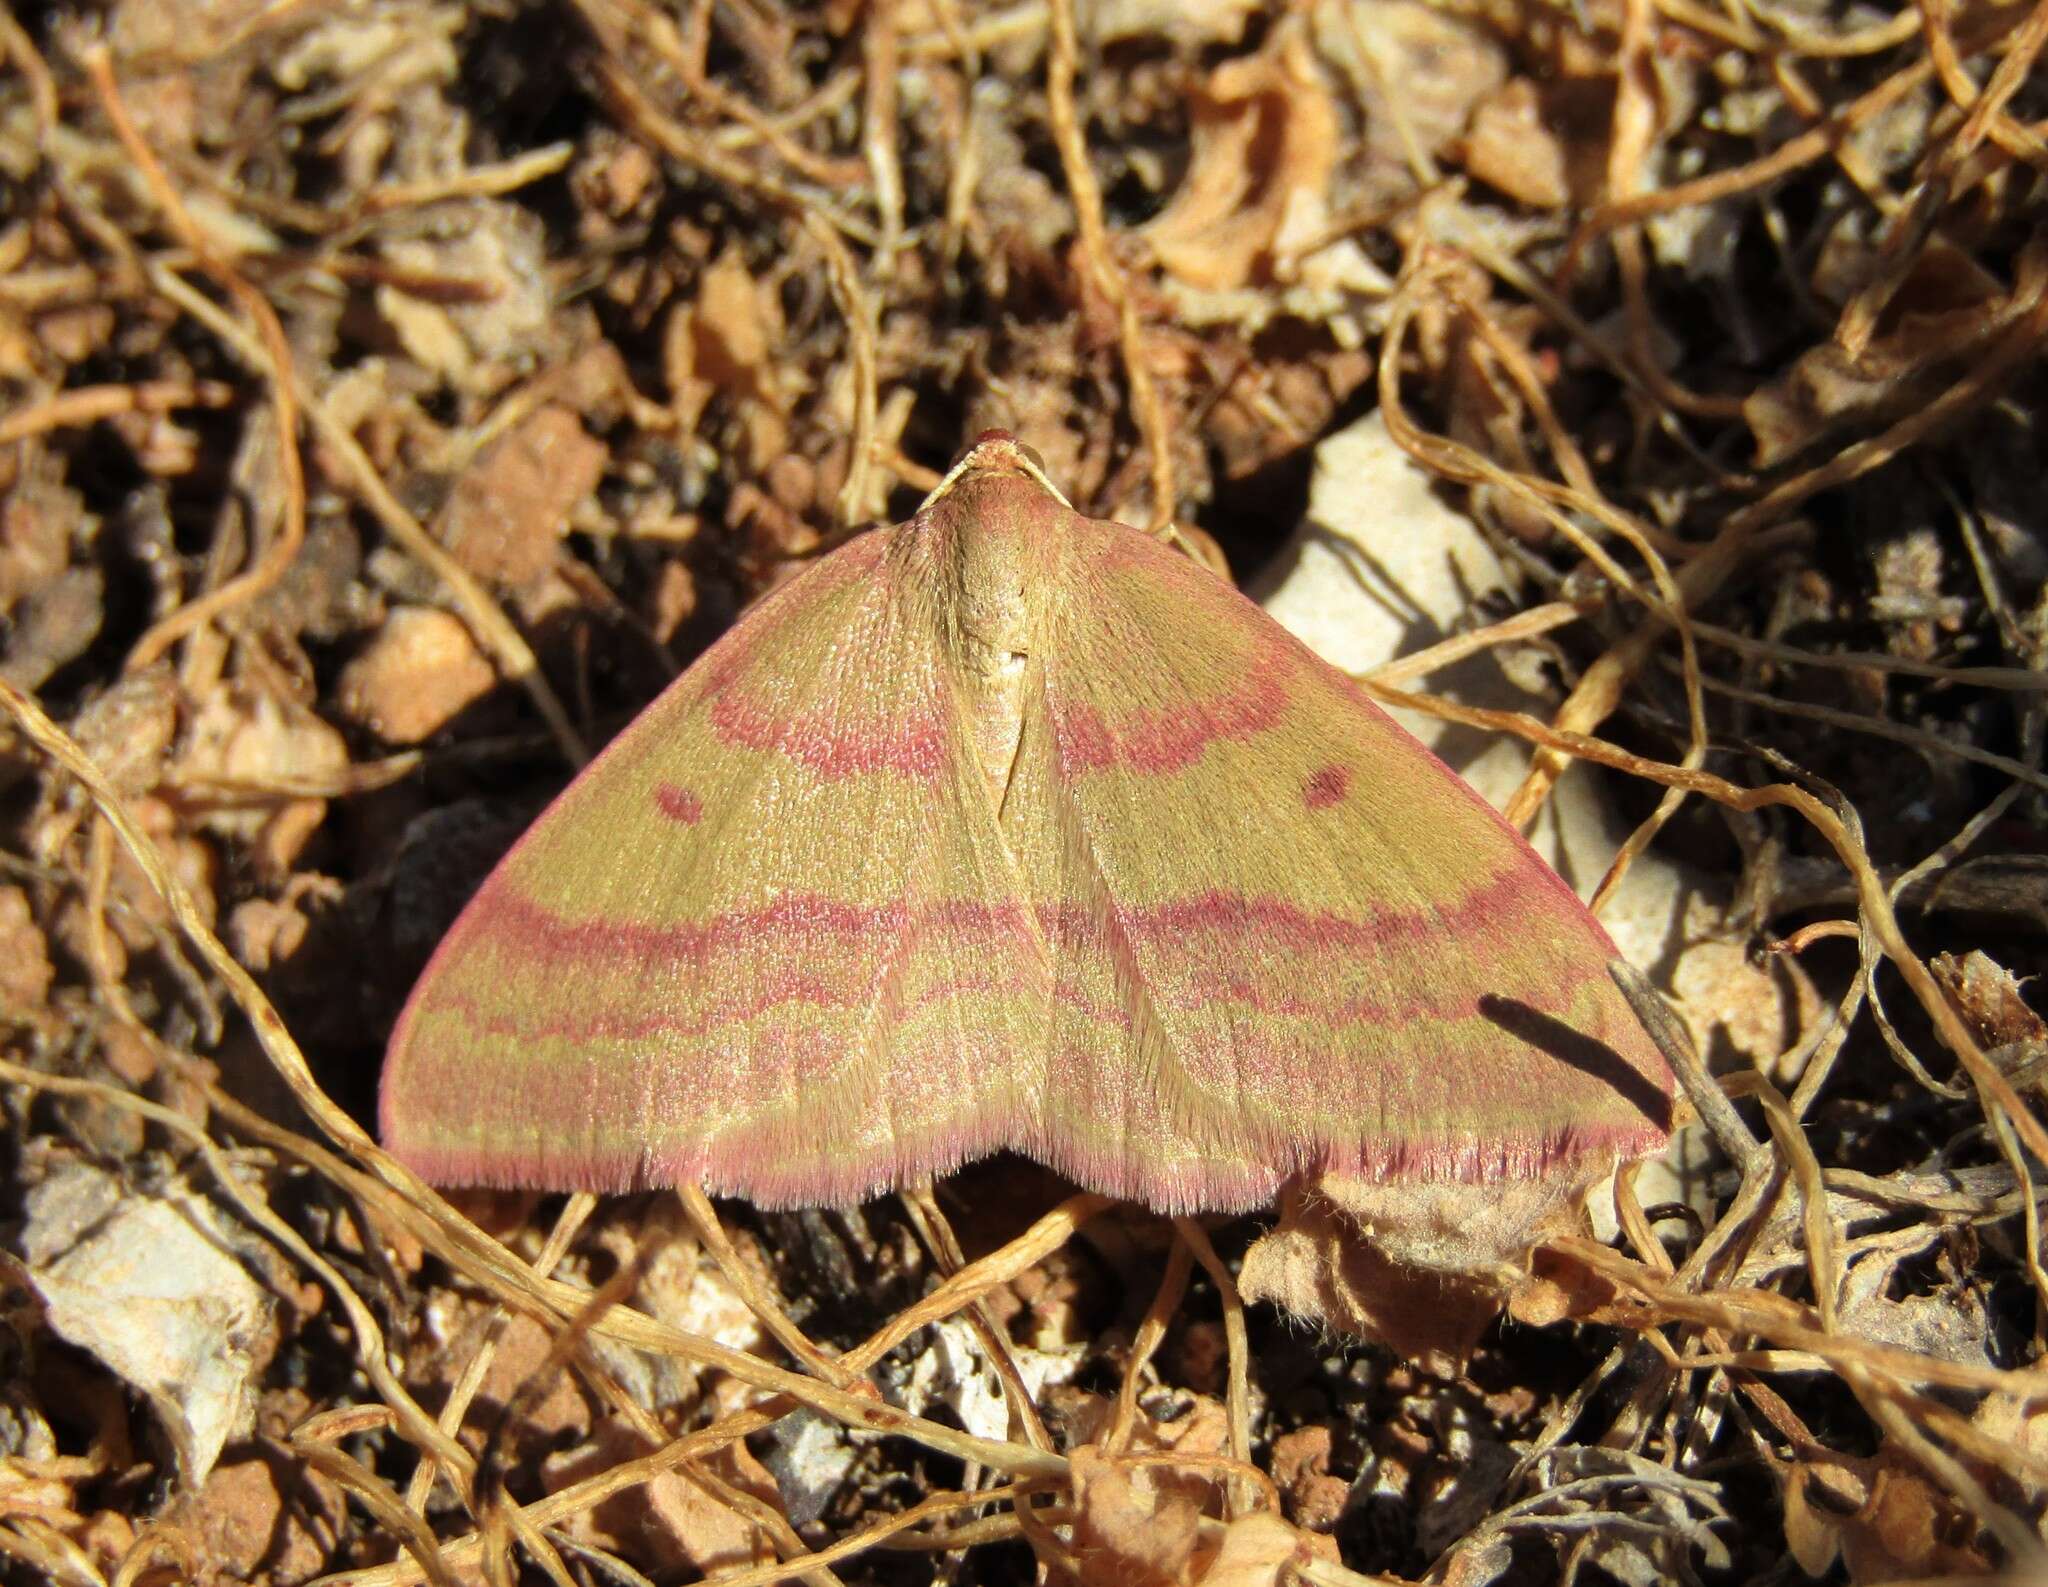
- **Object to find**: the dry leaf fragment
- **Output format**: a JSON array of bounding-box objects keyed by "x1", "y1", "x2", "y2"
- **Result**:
[
  {"x1": 1070, "y1": 1444, "x2": 1204, "y2": 1586},
  {"x1": 19, "y1": 1159, "x2": 274, "y2": 1488},
  {"x1": 1744, "y1": 241, "x2": 2010, "y2": 468},
  {"x1": 1932, "y1": 949, "x2": 2046, "y2": 1050},
  {"x1": 1240, "y1": 1173, "x2": 1601, "y2": 1365},
  {"x1": 1313, "y1": 0, "x2": 1507, "y2": 186},
  {"x1": 1193, "y1": 1510, "x2": 1337, "y2": 1586},
  {"x1": 1457, "y1": 80, "x2": 1569, "y2": 209},
  {"x1": 175, "y1": 686, "x2": 350, "y2": 877},
  {"x1": 1782, "y1": 1460, "x2": 1848, "y2": 1578},
  {"x1": 1143, "y1": 30, "x2": 1340, "y2": 291},
  {"x1": 665, "y1": 248, "x2": 791, "y2": 469},
  {"x1": 1788, "y1": 1448, "x2": 1994, "y2": 1583}
]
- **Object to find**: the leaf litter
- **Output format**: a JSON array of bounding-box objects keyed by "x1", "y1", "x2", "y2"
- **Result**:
[{"x1": 1, "y1": 0, "x2": 2047, "y2": 1583}]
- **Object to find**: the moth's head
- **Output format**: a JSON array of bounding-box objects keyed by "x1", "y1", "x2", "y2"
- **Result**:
[
  {"x1": 922, "y1": 431, "x2": 1071, "y2": 514},
  {"x1": 963, "y1": 429, "x2": 1048, "y2": 476}
]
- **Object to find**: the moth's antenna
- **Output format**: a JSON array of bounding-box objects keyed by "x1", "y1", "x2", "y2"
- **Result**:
[{"x1": 920, "y1": 433, "x2": 1075, "y2": 514}]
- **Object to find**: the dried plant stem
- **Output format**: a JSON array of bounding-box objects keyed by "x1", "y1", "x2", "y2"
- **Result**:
[
  {"x1": 135, "y1": 263, "x2": 588, "y2": 767},
  {"x1": 861, "y1": 0, "x2": 906, "y2": 269},
  {"x1": 293, "y1": 1441, "x2": 462, "y2": 1587},
  {"x1": 1722, "y1": 240, "x2": 2048, "y2": 541},
  {"x1": 1172, "y1": 1219, "x2": 1254, "y2": 1519},
  {"x1": 1497, "y1": 240, "x2": 2048, "y2": 825},
  {"x1": 1045, "y1": 0, "x2": 1175, "y2": 529},
  {"x1": 109, "y1": 1525, "x2": 198, "y2": 1587},
  {"x1": 1683, "y1": 622, "x2": 2048, "y2": 692},
  {"x1": 1554, "y1": 1234, "x2": 2048, "y2": 1400},
  {"x1": 1411, "y1": 270, "x2": 1711, "y2": 907},
  {"x1": 680, "y1": 1485, "x2": 1031, "y2": 1587},
  {"x1": 900, "y1": 1184, "x2": 1056, "y2": 1451},
  {"x1": 402, "y1": 1194, "x2": 598, "y2": 1514},
  {"x1": 1106, "y1": 1238, "x2": 1194, "y2": 1453},
  {"x1": 1359, "y1": 600, "x2": 1589, "y2": 688},
  {"x1": 1686, "y1": 671, "x2": 2048, "y2": 793},
  {"x1": 81, "y1": 48, "x2": 307, "y2": 674},
  {"x1": 2, "y1": 1032, "x2": 1091, "y2": 1587},
  {"x1": 585, "y1": 37, "x2": 871, "y2": 241},
  {"x1": 581, "y1": 20, "x2": 881, "y2": 529},
  {"x1": 0, "y1": 11, "x2": 59, "y2": 132},
  {"x1": 680, "y1": 1186, "x2": 862, "y2": 1389},
  {"x1": 362, "y1": 143, "x2": 576, "y2": 214},
  {"x1": 1727, "y1": 1072, "x2": 1845, "y2": 1334},
  {"x1": 1362, "y1": 677, "x2": 2048, "y2": 1174},
  {"x1": 1608, "y1": 0, "x2": 1746, "y2": 422},
  {"x1": 0, "y1": 379, "x2": 236, "y2": 444},
  {"x1": 0, "y1": 1058, "x2": 476, "y2": 1496},
  {"x1": 1609, "y1": 964, "x2": 1765, "y2": 1179},
  {"x1": 807, "y1": 213, "x2": 881, "y2": 530},
  {"x1": 477, "y1": 1268, "x2": 655, "y2": 1587},
  {"x1": 1379, "y1": 272, "x2": 1712, "y2": 877},
  {"x1": 1566, "y1": 24, "x2": 1976, "y2": 262}
]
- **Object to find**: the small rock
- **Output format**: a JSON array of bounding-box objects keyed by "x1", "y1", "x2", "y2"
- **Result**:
[
  {"x1": 469, "y1": 1308, "x2": 593, "y2": 1447},
  {"x1": 757, "y1": 1411, "x2": 855, "y2": 1529},
  {"x1": 545, "y1": 1419, "x2": 782, "y2": 1576},
  {"x1": 0, "y1": 565, "x2": 104, "y2": 690},
  {"x1": 99, "y1": 1021, "x2": 160, "y2": 1089},
  {"x1": 1270, "y1": 1425, "x2": 1350, "y2": 1532},
  {"x1": 1254, "y1": 411, "x2": 1822, "y2": 1234},
  {"x1": 0, "y1": 468, "x2": 82, "y2": 608},
  {"x1": 0, "y1": 886, "x2": 53, "y2": 1019},
  {"x1": 335, "y1": 605, "x2": 497, "y2": 744},
  {"x1": 439, "y1": 405, "x2": 607, "y2": 587},
  {"x1": 194, "y1": 1448, "x2": 346, "y2": 1582}
]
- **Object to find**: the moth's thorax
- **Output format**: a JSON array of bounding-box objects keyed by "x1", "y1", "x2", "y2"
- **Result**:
[{"x1": 920, "y1": 467, "x2": 1066, "y2": 811}]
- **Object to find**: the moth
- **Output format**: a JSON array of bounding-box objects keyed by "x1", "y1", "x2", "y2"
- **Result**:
[{"x1": 381, "y1": 432, "x2": 1671, "y2": 1211}]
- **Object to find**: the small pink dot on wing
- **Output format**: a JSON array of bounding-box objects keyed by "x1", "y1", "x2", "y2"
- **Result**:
[
  {"x1": 655, "y1": 783, "x2": 703, "y2": 825},
  {"x1": 1304, "y1": 765, "x2": 1351, "y2": 810}
]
